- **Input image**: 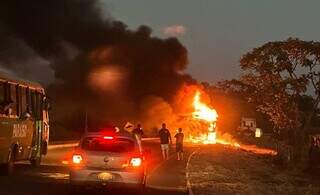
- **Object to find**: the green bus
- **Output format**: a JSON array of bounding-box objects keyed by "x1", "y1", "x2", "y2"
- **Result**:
[{"x1": 0, "y1": 72, "x2": 49, "y2": 175}]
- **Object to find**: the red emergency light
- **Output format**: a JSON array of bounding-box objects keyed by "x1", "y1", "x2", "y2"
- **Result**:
[{"x1": 103, "y1": 136, "x2": 114, "y2": 140}]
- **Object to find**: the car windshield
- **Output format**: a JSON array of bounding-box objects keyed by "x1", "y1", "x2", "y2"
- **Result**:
[{"x1": 81, "y1": 137, "x2": 135, "y2": 153}]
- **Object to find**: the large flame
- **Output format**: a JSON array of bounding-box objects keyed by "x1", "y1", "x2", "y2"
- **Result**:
[
  {"x1": 188, "y1": 90, "x2": 279, "y2": 156},
  {"x1": 192, "y1": 91, "x2": 218, "y2": 144},
  {"x1": 193, "y1": 91, "x2": 218, "y2": 122},
  {"x1": 190, "y1": 91, "x2": 240, "y2": 147}
]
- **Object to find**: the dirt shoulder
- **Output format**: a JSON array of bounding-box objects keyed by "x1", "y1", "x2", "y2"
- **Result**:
[{"x1": 188, "y1": 144, "x2": 320, "y2": 195}]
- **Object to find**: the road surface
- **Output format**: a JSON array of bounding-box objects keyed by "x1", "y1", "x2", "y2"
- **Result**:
[{"x1": 0, "y1": 139, "x2": 196, "y2": 195}]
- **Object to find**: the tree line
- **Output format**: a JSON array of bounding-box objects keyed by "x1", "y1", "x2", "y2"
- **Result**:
[{"x1": 211, "y1": 38, "x2": 320, "y2": 164}]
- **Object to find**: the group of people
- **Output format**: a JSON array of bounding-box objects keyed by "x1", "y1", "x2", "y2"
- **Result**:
[{"x1": 131, "y1": 123, "x2": 184, "y2": 161}]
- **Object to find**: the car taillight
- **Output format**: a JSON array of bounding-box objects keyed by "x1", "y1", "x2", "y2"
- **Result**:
[
  {"x1": 72, "y1": 154, "x2": 83, "y2": 164},
  {"x1": 130, "y1": 157, "x2": 142, "y2": 167}
]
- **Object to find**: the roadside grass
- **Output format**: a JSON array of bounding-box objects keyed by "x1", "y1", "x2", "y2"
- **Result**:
[{"x1": 188, "y1": 144, "x2": 320, "y2": 195}]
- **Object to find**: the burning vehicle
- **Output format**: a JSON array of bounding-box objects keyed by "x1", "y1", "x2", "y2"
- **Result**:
[{"x1": 187, "y1": 90, "x2": 240, "y2": 147}]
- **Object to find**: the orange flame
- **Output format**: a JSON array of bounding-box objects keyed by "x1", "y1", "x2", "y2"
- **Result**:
[
  {"x1": 192, "y1": 91, "x2": 218, "y2": 122},
  {"x1": 190, "y1": 91, "x2": 240, "y2": 147},
  {"x1": 188, "y1": 90, "x2": 278, "y2": 155}
]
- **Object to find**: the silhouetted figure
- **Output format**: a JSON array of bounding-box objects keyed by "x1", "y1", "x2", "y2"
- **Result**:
[
  {"x1": 175, "y1": 128, "x2": 184, "y2": 161},
  {"x1": 159, "y1": 123, "x2": 172, "y2": 160},
  {"x1": 132, "y1": 124, "x2": 144, "y2": 143}
]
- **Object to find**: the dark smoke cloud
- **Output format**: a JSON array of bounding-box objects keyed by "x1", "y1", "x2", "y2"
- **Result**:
[
  {"x1": 0, "y1": 0, "x2": 194, "y2": 134},
  {"x1": 0, "y1": 24, "x2": 55, "y2": 84}
]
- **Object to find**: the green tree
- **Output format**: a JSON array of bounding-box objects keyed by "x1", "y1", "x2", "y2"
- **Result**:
[
  {"x1": 216, "y1": 79, "x2": 273, "y2": 133},
  {"x1": 238, "y1": 38, "x2": 320, "y2": 161}
]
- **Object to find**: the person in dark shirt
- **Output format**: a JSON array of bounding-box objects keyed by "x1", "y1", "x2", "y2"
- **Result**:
[
  {"x1": 159, "y1": 123, "x2": 172, "y2": 160},
  {"x1": 132, "y1": 124, "x2": 144, "y2": 142},
  {"x1": 174, "y1": 128, "x2": 184, "y2": 161}
]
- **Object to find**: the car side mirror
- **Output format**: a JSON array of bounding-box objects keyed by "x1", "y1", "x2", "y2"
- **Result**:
[
  {"x1": 45, "y1": 101, "x2": 51, "y2": 111},
  {"x1": 43, "y1": 97, "x2": 51, "y2": 111}
]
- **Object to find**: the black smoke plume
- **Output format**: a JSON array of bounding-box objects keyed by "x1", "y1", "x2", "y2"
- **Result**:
[{"x1": 0, "y1": 0, "x2": 194, "y2": 136}]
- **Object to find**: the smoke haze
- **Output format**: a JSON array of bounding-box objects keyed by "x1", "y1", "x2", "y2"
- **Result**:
[{"x1": 0, "y1": 0, "x2": 195, "y2": 134}]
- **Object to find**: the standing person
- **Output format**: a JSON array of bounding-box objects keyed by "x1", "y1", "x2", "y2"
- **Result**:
[
  {"x1": 132, "y1": 124, "x2": 144, "y2": 144},
  {"x1": 159, "y1": 123, "x2": 172, "y2": 160},
  {"x1": 174, "y1": 128, "x2": 184, "y2": 161}
]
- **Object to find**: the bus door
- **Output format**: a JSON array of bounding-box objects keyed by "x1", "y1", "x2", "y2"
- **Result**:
[
  {"x1": 30, "y1": 90, "x2": 43, "y2": 160},
  {"x1": 41, "y1": 95, "x2": 49, "y2": 155},
  {"x1": 31, "y1": 120, "x2": 42, "y2": 159}
]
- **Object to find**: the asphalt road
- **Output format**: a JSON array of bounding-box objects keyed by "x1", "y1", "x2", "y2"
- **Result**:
[{"x1": 0, "y1": 139, "x2": 195, "y2": 195}]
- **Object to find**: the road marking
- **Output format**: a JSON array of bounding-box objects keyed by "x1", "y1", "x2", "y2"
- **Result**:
[
  {"x1": 147, "y1": 184, "x2": 187, "y2": 192},
  {"x1": 37, "y1": 172, "x2": 69, "y2": 180},
  {"x1": 186, "y1": 147, "x2": 199, "y2": 195},
  {"x1": 48, "y1": 143, "x2": 78, "y2": 149}
]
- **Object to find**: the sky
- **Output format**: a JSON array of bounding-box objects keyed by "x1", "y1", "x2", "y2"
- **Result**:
[{"x1": 101, "y1": 0, "x2": 320, "y2": 83}]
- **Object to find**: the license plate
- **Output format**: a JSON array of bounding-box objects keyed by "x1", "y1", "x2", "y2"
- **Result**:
[{"x1": 97, "y1": 172, "x2": 113, "y2": 181}]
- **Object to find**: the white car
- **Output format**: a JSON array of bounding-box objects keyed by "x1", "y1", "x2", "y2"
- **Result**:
[{"x1": 69, "y1": 130, "x2": 147, "y2": 194}]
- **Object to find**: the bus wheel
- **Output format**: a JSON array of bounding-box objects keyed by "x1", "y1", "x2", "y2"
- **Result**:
[
  {"x1": 7, "y1": 150, "x2": 15, "y2": 175},
  {"x1": 0, "y1": 150, "x2": 15, "y2": 176},
  {"x1": 30, "y1": 155, "x2": 42, "y2": 167}
]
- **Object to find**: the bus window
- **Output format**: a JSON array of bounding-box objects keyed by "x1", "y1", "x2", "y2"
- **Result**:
[
  {"x1": 30, "y1": 90, "x2": 35, "y2": 118},
  {"x1": 9, "y1": 84, "x2": 17, "y2": 116},
  {"x1": 36, "y1": 92, "x2": 42, "y2": 120},
  {"x1": 26, "y1": 87, "x2": 31, "y2": 114},
  {"x1": 4, "y1": 82, "x2": 10, "y2": 102},
  {"x1": 0, "y1": 82, "x2": 14, "y2": 115},
  {"x1": 0, "y1": 82, "x2": 4, "y2": 104},
  {"x1": 30, "y1": 90, "x2": 41, "y2": 119},
  {"x1": 0, "y1": 82, "x2": 5, "y2": 114},
  {"x1": 16, "y1": 85, "x2": 20, "y2": 117},
  {"x1": 20, "y1": 86, "x2": 27, "y2": 117}
]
